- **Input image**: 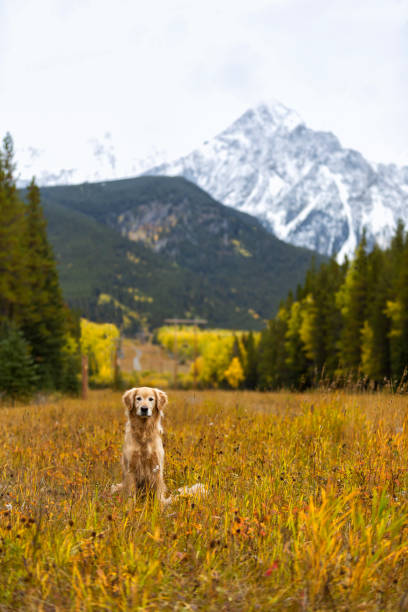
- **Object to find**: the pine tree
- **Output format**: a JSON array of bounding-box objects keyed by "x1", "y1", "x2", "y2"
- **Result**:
[
  {"x1": 319, "y1": 258, "x2": 345, "y2": 377},
  {"x1": 0, "y1": 134, "x2": 27, "y2": 321},
  {"x1": 337, "y1": 234, "x2": 368, "y2": 373},
  {"x1": 20, "y1": 178, "x2": 66, "y2": 388},
  {"x1": 257, "y1": 310, "x2": 289, "y2": 390},
  {"x1": 389, "y1": 220, "x2": 405, "y2": 272},
  {"x1": 300, "y1": 258, "x2": 345, "y2": 381},
  {"x1": 387, "y1": 234, "x2": 408, "y2": 381},
  {"x1": 361, "y1": 246, "x2": 391, "y2": 383},
  {"x1": 242, "y1": 331, "x2": 258, "y2": 389},
  {"x1": 231, "y1": 333, "x2": 243, "y2": 365},
  {"x1": 0, "y1": 324, "x2": 38, "y2": 402},
  {"x1": 284, "y1": 300, "x2": 310, "y2": 388}
]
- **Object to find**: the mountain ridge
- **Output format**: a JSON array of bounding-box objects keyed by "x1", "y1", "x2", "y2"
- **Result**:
[{"x1": 146, "y1": 101, "x2": 408, "y2": 260}]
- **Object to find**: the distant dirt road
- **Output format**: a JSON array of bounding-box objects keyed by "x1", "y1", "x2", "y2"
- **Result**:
[
  {"x1": 119, "y1": 340, "x2": 191, "y2": 375},
  {"x1": 133, "y1": 347, "x2": 142, "y2": 371}
]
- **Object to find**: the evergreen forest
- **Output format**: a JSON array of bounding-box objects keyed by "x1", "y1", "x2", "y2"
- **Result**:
[
  {"x1": 251, "y1": 226, "x2": 408, "y2": 390},
  {"x1": 0, "y1": 134, "x2": 79, "y2": 399}
]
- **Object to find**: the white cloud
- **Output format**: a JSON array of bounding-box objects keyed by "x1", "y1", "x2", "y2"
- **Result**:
[{"x1": 1, "y1": 0, "x2": 407, "y2": 184}]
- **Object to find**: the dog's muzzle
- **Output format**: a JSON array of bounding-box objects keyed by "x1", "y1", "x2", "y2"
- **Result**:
[{"x1": 140, "y1": 406, "x2": 149, "y2": 417}]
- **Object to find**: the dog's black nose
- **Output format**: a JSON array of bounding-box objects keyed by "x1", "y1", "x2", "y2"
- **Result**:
[{"x1": 141, "y1": 406, "x2": 148, "y2": 415}]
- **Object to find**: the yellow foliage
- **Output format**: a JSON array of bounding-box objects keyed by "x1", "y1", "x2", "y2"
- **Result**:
[
  {"x1": 80, "y1": 319, "x2": 119, "y2": 384},
  {"x1": 126, "y1": 288, "x2": 153, "y2": 303},
  {"x1": 385, "y1": 299, "x2": 403, "y2": 338},
  {"x1": 194, "y1": 335, "x2": 234, "y2": 388},
  {"x1": 157, "y1": 327, "x2": 253, "y2": 388},
  {"x1": 247, "y1": 308, "x2": 260, "y2": 320},
  {"x1": 97, "y1": 293, "x2": 111, "y2": 305},
  {"x1": 224, "y1": 357, "x2": 244, "y2": 388},
  {"x1": 231, "y1": 239, "x2": 252, "y2": 257},
  {"x1": 126, "y1": 252, "x2": 140, "y2": 265}
]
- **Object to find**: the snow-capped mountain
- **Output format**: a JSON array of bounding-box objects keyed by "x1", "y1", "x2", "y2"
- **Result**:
[{"x1": 146, "y1": 101, "x2": 408, "y2": 260}]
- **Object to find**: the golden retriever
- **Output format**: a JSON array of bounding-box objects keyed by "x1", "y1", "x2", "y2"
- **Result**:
[{"x1": 111, "y1": 386, "x2": 169, "y2": 504}]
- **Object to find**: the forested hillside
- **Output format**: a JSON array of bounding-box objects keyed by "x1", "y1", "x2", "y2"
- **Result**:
[
  {"x1": 38, "y1": 176, "x2": 325, "y2": 331},
  {"x1": 0, "y1": 134, "x2": 79, "y2": 397}
]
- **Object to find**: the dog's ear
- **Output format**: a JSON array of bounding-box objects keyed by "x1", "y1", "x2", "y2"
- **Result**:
[
  {"x1": 154, "y1": 389, "x2": 168, "y2": 411},
  {"x1": 122, "y1": 388, "x2": 137, "y2": 414}
]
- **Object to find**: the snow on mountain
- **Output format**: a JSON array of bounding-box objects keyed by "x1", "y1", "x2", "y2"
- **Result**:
[{"x1": 146, "y1": 100, "x2": 408, "y2": 260}]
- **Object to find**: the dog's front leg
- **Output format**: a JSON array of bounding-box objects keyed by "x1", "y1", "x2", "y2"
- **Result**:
[
  {"x1": 148, "y1": 453, "x2": 170, "y2": 504},
  {"x1": 111, "y1": 453, "x2": 128, "y2": 495},
  {"x1": 111, "y1": 452, "x2": 138, "y2": 496}
]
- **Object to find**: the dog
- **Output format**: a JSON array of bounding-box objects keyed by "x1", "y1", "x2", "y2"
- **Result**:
[
  {"x1": 111, "y1": 386, "x2": 207, "y2": 505},
  {"x1": 111, "y1": 386, "x2": 170, "y2": 504}
]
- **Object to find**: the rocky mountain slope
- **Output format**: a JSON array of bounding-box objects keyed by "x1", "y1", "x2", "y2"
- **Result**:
[
  {"x1": 38, "y1": 176, "x2": 325, "y2": 331},
  {"x1": 146, "y1": 101, "x2": 408, "y2": 260}
]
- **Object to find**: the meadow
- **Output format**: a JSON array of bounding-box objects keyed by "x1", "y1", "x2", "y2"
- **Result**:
[{"x1": 1, "y1": 390, "x2": 408, "y2": 610}]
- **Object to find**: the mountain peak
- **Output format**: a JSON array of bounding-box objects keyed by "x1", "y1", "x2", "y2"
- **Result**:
[
  {"x1": 254, "y1": 99, "x2": 304, "y2": 131},
  {"x1": 146, "y1": 101, "x2": 408, "y2": 261}
]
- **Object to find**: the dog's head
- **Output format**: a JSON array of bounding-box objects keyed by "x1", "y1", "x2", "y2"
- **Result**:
[{"x1": 122, "y1": 386, "x2": 168, "y2": 420}]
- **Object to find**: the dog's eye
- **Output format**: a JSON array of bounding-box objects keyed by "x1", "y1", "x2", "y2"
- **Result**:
[
  {"x1": 148, "y1": 397, "x2": 154, "y2": 402},
  {"x1": 136, "y1": 396, "x2": 142, "y2": 401}
]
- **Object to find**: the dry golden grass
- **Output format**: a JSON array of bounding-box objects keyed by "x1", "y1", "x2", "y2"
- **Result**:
[{"x1": 1, "y1": 390, "x2": 408, "y2": 610}]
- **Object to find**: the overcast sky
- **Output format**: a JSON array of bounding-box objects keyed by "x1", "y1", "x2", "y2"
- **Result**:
[{"x1": 1, "y1": 0, "x2": 407, "y2": 184}]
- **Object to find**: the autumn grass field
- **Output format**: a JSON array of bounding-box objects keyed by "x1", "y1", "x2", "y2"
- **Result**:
[{"x1": 1, "y1": 390, "x2": 408, "y2": 610}]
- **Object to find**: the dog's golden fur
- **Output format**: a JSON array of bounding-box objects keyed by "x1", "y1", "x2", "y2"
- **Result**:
[{"x1": 111, "y1": 386, "x2": 169, "y2": 504}]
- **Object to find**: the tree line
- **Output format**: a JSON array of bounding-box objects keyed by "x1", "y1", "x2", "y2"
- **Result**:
[
  {"x1": 0, "y1": 134, "x2": 79, "y2": 400},
  {"x1": 241, "y1": 224, "x2": 408, "y2": 390},
  {"x1": 158, "y1": 225, "x2": 408, "y2": 391}
]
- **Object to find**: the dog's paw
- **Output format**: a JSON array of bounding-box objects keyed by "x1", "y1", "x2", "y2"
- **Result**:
[
  {"x1": 161, "y1": 494, "x2": 173, "y2": 506},
  {"x1": 110, "y1": 483, "x2": 123, "y2": 495}
]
